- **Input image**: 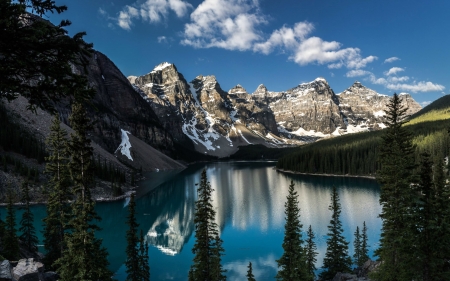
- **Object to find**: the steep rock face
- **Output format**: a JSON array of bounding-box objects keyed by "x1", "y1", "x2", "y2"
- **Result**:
[
  {"x1": 131, "y1": 62, "x2": 196, "y2": 144},
  {"x1": 258, "y1": 78, "x2": 344, "y2": 139},
  {"x1": 337, "y1": 82, "x2": 422, "y2": 131},
  {"x1": 228, "y1": 84, "x2": 278, "y2": 134},
  {"x1": 338, "y1": 81, "x2": 390, "y2": 130},
  {"x1": 56, "y1": 51, "x2": 174, "y2": 155},
  {"x1": 131, "y1": 64, "x2": 285, "y2": 157}
]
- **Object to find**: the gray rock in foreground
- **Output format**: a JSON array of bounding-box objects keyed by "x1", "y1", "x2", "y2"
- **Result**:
[
  {"x1": 0, "y1": 260, "x2": 13, "y2": 281},
  {"x1": 12, "y1": 259, "x2": 45, "y2": 281}
]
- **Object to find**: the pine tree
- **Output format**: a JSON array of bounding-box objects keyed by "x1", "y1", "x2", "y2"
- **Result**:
[
  {"x1": 320, "y1": 186, "x2": 352, "y2": 280},
  {"x1": 414, "y1": 152, "x2": 450, "y2": 280},
  {"x1": 246, "y1": 262, "x2": 256, "y2": 281},
  {"x1": 360, "y1": 222, "x2": 369, "y2": 265},
  {"x1": 189, "y1": 169, "x2": 226, "y2": 281},
  {"x1": 43, "y1": 115, "x2": 72, "y2": 270},
  {"x1": 276, "y1": 181, "x2": 309, "y2": 281},
  {"x1": 375, "y1": 93, "x2": 417, "y2": 281},
  {"x1": 432, "y1": 154, "x2": 450, "y2": 278},
  {"x1": 138, "y1": 230, "x2": 150, "y2": 281},
  {"x1": 55, "y1": 102, "x2": 111, "y2": 280},
  {"x1": 0, "y1": 0, "x2": 94, "y2": 112},
  {"x1": 3, "y1": 190, "x2": 19, "y2": 261},
  {"x1": 126, "y1": 194, "x2": 140, "y2": 281},
  {"x1": 353, "y1": 226, "x2": 361, "y2": 267},
  {"x1": 304, "y1": 225, "x2": 318, "y2": 280},
  {"x1": 19, "y1": 181, "x2": 38, "y2": 252}
]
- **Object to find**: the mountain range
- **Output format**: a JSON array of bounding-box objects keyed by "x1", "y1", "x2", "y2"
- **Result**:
[{"x1": 127, "y1": 61, "x2": 421, "y2": 157}]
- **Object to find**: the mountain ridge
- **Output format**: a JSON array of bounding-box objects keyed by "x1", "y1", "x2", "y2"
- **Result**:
[{"x1": 128, "y1": 62, "x2": 422, "y2": 157}]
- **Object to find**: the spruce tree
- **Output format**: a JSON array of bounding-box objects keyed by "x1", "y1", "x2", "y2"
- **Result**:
[
  {"x1": 3, "y1": 191, "x2": 19, "y2": 261},
  {"x1": 246, "y1": 262, "x2": 256, "y2": 281},
  {"x1": 320, "y1": 186, "x2": 352, "y2": 280},
  {"x1": 360, "y1": 222, "x2": 369, "y2": 265},
  {"x1": 375, "y1": 93, "x2": 417, "y2": 281},
  {"x1": 353, "y1": 226, "x2": 361, "y2": 267},
  {"x1": 189, "y1": 169, "x2": 226, "y2": 281},
  {"x1": 19, "y1": 181, "x2": 38, "y2": 252},
  {"x1": 414, "y1": 152, "x2": 450, "y2": 280},
  {"x1": 276, "y1": 181, "x2": 309, "y2": 281},
  {"x1": 432, "y1": 154, "x2": 450, "y2": 278},
  {"x1": 43, "y1": 115, "x2": 72, "y2": 270},
  {"x1": 55, "y1": 102, "x2": 111, "y2": 280},
  {"x1": 125, "y1": 194, "x2": 140, "y2": 281},
  {"x1": 138, "y1": 229, "x2": 150, "y2": 281},
  {"x1": 304, "y1": 225, "x2": 318, "y2": 280}
]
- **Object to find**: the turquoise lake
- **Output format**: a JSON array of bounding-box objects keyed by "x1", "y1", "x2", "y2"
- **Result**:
[{"x1": 1, "y1": 162, "x2": 382, "y2": 280}]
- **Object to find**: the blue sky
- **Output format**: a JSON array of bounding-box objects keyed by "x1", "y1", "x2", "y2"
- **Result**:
[{"x1": 49, "y1": 0, "x2": 449, "y2": 107}]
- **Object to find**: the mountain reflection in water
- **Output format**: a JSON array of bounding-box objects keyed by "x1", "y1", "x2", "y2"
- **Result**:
[{"x1": 0, "y1": 162, "x2": 381, "y2": 281}]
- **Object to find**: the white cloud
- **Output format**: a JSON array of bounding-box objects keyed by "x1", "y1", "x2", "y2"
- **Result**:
[
  {"x1": 384, "y1": 67, "x2": 404, "y2": 76},
  {"x1": 117, "y1": 0, "x2": 192, "y2": 29},
  {"x1": 384, "y1": 57, "x2": 400, "y2": 63},
  {"x1": 386, "y1": 81, "x2": 445, "y2": 93},
  {"x1": 345, "y1": 69, "x2": 372, "y2": 78},
  {"x1": 118, "y1": 6, "x2": 139, "y2": 30},
  {"x1": 157, "y1": 36, "x2": 168, "y2": 43},
  {"x1": 420, "y1": 101, "x2": 432, "y2": 107},
  {"x1": 388, "y1": 76, "x2": 409, "y2": 83},
  {"x1": 99, "y1": 7, "x2": 107, "y2": 16},
  {"x1": 181, "y1": 1, "x2": 376, "y2": 68},
  {"x1": 182, "y1": 0, "x2": 265, "y2": 51},
  {"x1": 367, "y1": 74, "x2": 387, "y2": 85},
  {"x1": 252, "y1": 22, "x2": 314, "y2": 54}
]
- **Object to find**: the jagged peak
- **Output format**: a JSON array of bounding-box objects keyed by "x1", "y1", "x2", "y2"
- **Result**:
[
  {"x1": 314, "y1": 77, "x2": 328, "y2": 83},
  {"x1": 229, "y1": 84, "x2": 247, "y2": 92},
  {"x1": 150, "y1": 62, "x2": 174, "y2": 74},
  {"x1": 252, "y1": 84, "x2": 269, "y2": 95}
]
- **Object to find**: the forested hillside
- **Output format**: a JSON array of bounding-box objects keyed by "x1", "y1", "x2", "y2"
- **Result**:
[{"x1": 277, "y1": 95, "x2": 450, "y2": 176}]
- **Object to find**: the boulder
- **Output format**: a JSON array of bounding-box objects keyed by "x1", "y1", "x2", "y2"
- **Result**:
[
  {"x1": 12, "y1": 259, "x2": 44, "y2": 281},
  {"x1": 0, "y1": 260, "x2": 13, "y2": 281},
  {"x1": 332, "y1": 272, "x2": 359, "y2": 281}
]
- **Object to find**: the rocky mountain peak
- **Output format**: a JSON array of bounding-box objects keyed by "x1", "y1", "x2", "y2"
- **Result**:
[
  {"x1": 341, "y1": 81, "x2": 382, "y2": 97},
  {"x1": 150, "y1": 62, "x2": 174, "y2": 74},
  {"x1": 229, "y1": 84, "x2": 248, "y2": 94},
  {"x1": 252, "y1": 84, "x2": 269, "y2": 96}
]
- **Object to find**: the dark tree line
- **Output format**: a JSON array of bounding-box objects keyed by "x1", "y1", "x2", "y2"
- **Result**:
[{"x1": 277, "y1": 118, "x2": 450, "y2": 177}]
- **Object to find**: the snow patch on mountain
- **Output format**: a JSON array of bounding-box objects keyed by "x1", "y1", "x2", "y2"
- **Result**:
[
  {"x1": 373, "y1": 110, "x2": 385, "y2": 117},
  {"x1": 115, "y1": 129, "x2": 133, "y2": 161},
  {"x1": 151, "y1": 62, "x2": 172, "y2": 73},
  {"x1": 238, "y1": 129, "x2": 252, "y2": 144}
]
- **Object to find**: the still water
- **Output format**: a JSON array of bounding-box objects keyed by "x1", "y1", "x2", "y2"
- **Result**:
[{"x1": 1, "y1": 162, "x2": 381, "y2": 280}]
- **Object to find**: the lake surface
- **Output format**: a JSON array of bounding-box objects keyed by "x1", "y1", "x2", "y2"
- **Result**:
[{"x1": 1, "y1": 162, "x2": 381, "y2": 280}]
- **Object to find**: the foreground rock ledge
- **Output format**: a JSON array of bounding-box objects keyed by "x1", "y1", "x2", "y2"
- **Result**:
[{"x1": 0, "y1": 258, "x2": 56, "y2": 281}]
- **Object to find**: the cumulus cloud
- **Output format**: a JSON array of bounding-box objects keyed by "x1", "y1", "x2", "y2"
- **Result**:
[
  {"x1": 181, "y1": 0, "x2": 376, "y2": 68},
  {"x1": 117, "y1": 0, "x2": 192, "y2": 29},
  {"x1": 252, "y1": 22, "x2": 314, "y2": 54},
  {"x1": 384, "y1": 67, "x2": 405, "y2": 76},
  {"x1": 384, "y1": 57, "x2": 400, "y2": 63},
  {"x1": 181, "y1": 0, "x2": 266, "y2": 51},
  {"x1": 118, "y1": 6, "x2": 139, "y2": 30}
]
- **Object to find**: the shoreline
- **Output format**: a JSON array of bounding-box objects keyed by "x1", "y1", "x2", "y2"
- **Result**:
[
  {"x1": 276, "y1": 168, "x2": 377, "y2": 180},
  {"x1": 0, "y1": 191, "x2": 136, "y2": 206}
]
